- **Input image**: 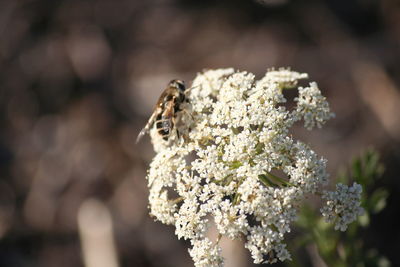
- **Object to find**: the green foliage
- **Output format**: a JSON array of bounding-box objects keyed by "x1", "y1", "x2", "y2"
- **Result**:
[{"x1": 290, "y1": 148, "x2": 390, "y2": 267}]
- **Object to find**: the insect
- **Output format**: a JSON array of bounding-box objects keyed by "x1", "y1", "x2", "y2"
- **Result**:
[{"x1": 136, "y1": 79, "x2": 187, "y2": 143}]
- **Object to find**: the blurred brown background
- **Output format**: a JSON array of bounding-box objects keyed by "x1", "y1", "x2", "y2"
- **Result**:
[{"x1": 1, "y1": 0, "x2": 399, "y2": 266}]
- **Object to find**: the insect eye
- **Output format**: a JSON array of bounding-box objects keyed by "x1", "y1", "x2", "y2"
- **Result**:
[
  {"x1": 170, "y1": 79, "x2": 185, "y2": 91},
  {"x1": 177, "y1": 81, "x2": 185, "y2": 92}
]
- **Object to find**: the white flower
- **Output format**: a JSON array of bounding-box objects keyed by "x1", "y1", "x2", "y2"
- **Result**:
[
  {"x1": 145, "y1": 68, "x2": 361, "y2": 266},
  {"x1": 321, "y1": 182, "x2": 364, "y2": 231},
  {"x1": 189, "y1": 238, "x2": 224, "y2": 267},
  {"x1": 293, "y1": 82, "x2": 335, "y2": 130}
]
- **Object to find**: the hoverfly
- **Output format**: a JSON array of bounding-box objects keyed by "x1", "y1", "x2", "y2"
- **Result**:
[{"x1": 136, "y1": 79, "x2": 188, "y2": 143}]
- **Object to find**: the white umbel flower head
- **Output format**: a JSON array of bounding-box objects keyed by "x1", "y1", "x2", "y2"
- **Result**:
[
  {"x1": 321, "y1": 182, "x2": 364, "y2": 231},
  {"x1": 144, "y1": 68, "x2": 361, "y2": 266}
]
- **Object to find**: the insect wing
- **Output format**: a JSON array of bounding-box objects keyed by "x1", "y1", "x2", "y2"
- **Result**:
[{"x1": 136, "y1": 107, "x2": 159, "y2": 143}]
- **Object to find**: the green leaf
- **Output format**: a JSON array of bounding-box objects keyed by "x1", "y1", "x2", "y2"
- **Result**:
[
  {"x1": 255, "y1": 142, "x2": 265, "y2": 155},
  {"x1": 265, "y1": 171, "x2": 296, "y2": 187},
  {"x1": 258, "y1": 174, "x2": 278, "y2": 187},
  {"x1": 228, "y1": 160, "x2": 243, "y2": 169},
  {"x1": 352, "y1": 157, "x2": 363, "y2": 183},
  {"x1": 233, "y1": 193, "x2": 241, "y2": 205},
  {"x1": 358, "y1": 212, "x2": 370, "y2": 227},
  {"x1": 369, "y1": 188, "x2": 389, "y2": 214}
]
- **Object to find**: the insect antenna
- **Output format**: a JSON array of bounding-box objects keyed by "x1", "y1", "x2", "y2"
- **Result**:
[{"x1": 184, "y1": 84, "x2": 200, "y2": 94}]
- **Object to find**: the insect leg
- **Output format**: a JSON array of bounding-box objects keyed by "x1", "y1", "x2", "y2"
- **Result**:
[{"x1": 172, "y1": 116, "x2": 180, "y2": 139}]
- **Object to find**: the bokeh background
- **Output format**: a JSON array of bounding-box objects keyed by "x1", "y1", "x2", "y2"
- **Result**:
[{"x1": 1, "y1": 0, "x2": 399, "y2": 266}]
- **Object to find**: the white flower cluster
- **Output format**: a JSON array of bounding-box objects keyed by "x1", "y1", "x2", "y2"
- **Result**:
[
  {"x1": 146, "y1": 68, "x2": 361, "y2": 266},
  {"x1": 321, "y1": 182, "x2": 364, "y2": 231},
  {"x1": 189, "y1": 238, "x2": 224, "y2": 267}
]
